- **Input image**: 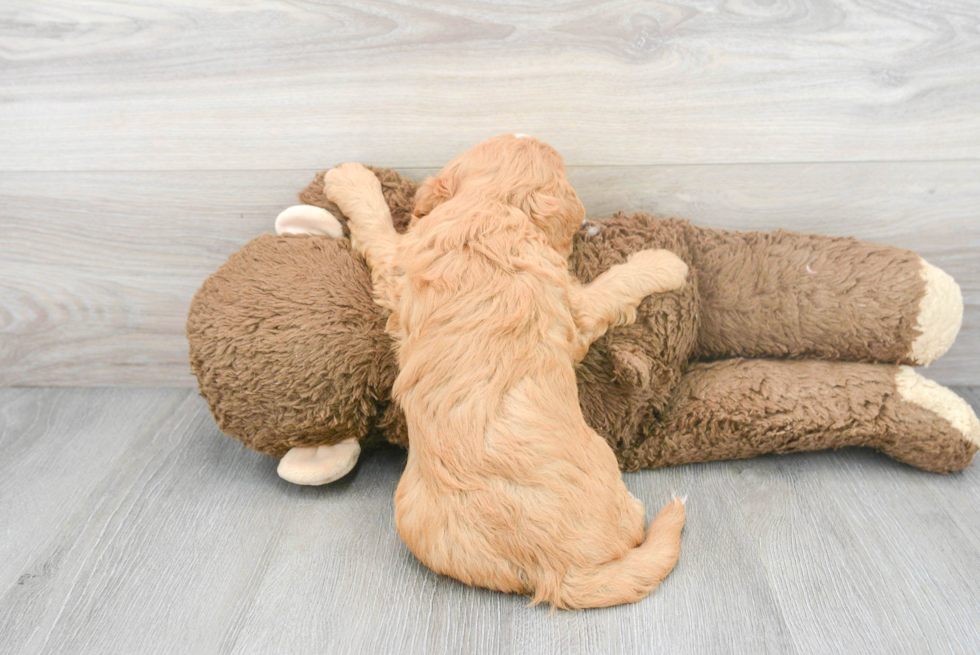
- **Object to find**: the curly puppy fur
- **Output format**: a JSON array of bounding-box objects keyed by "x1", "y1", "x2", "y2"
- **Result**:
[{"x1": 324, "y1": 135, "x2": 689, "y2": 608}]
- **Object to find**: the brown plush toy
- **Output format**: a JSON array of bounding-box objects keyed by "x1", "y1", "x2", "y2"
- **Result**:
[{"x1": 187, "y1": 167, "x2": 979, "y2": 485}]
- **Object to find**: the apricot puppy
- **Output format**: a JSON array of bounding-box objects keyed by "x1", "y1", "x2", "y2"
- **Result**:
[{"x1": 324, "y1": 135, "x2": 688, "y2": 609}]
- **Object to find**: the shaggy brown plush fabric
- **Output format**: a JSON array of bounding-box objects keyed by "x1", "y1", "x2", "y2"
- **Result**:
[
  {"x1": 621, "y1": 359, "x2": 975, "y2": 474},
  {"x1": 186, "y1": 167, "x2": 977, "y2": 473},
  {"x1": 686, "y1": 227, "x2": 924, "y2": 363},
  {"x1": 187, "y1": 235, "x2": 399, "y2": 457}
]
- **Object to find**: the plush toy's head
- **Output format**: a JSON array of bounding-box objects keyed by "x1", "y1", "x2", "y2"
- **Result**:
[
  {"x1": 187, "y1": 168, "x2": 419, "y2": 457},
  {"x1": 187, "y1": 235, "x2": 394, "y2": 457}
]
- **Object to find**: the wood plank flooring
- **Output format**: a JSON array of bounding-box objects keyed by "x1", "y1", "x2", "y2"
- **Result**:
[{"x1": 1, "y1": 387, "x2": 978, "y2": 654}]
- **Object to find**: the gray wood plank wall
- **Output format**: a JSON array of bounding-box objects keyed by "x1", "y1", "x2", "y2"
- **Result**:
[{"x1": 1, "y1": 0, "x2": 978, "y2": 386}]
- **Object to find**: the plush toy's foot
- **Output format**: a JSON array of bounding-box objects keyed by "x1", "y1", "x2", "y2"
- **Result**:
[
  {"x1": 275, "y1": 204, "x2": 345, "y2": 238},
  {"x1": 276, "y1": 439, "x2": 361, "y2": 485},
  {"x1": 895, "y1": 366, "x2": 980, "y2": 448},
  {"x1": 909, "y1": 258, "x2": 963, "y2": 365}
]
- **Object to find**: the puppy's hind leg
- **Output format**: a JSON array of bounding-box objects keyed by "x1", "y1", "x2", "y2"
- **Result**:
[{"x1": 552, "y1": 496, "x2": 686, "y2": 609}]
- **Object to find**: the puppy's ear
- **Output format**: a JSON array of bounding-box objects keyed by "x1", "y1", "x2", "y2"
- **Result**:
[
  {"x1": 515, "y1": 185, "x2": 585, "y2": 254},
  {"x1": 413, "y1": 174, "x2": 457, "y2": 219},
  {"x1": 522, "y1": 191, "x2": 563, "y2": 226}
]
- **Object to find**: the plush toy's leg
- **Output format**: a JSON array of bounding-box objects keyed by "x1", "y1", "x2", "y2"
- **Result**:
[
  {"x1": 689, "y1": 227, "x2": 963, "y2": 365},
  {"x1": 277, "y1": 439, "x2": 361, "y2": 485},
  {"x1": 274, "y1": 205, "x2": 345, "y2": 237},
  {"x1": 621, "y1": 359, "x2": 979, "y2": 474},
  {"x1": 570, "y1": 249, "x2": 689, "y2": 361}
]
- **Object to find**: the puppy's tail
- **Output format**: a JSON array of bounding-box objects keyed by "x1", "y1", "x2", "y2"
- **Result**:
[{"x1": 555, "y1": 496, "x2": 686, "y2": 609}]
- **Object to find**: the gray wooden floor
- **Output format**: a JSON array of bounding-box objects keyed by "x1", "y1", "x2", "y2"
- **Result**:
[
  {"x1": 2, "y1": 387, "x2": 980, "y2": 655},
  {"x1": 3, "y1": 2, "x2": 980, "y2": 654}
]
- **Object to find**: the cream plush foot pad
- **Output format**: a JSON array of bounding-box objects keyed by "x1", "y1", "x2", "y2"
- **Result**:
[
  {"x1": 277, "y1": 439, "x2": 362, "y2": 485},
  {"x1": 896, "y1": 366, "x2": 980, "y2": 446},
  {"x1": 275, "y1": 205, "x2": 345, "y2": 238},
  {"x1": 909, "y1": 259, "x2": 963, "y2": 366}
]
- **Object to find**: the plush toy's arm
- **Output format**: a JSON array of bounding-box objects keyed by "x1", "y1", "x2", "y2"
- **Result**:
[
  {"x1": 570, "y1": 249, "x2": 688, "y2": 361},
  {"x1": 619, "y1": 358, "x2": 979, "y2": 474},
  {"x1": 687, "y1": 227, "x2": 962, "y2": 366}
]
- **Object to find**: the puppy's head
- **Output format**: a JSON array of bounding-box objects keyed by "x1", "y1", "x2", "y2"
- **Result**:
[{"x1": 414, "y1": 134, "x2": 586, "y2": 255}]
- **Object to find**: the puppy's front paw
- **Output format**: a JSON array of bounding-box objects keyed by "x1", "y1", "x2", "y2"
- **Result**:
[
  {"x1": 629, "y1": 249, "x2": 689, "y2": 294},
  {"x1": 324, "y1": 162, "x2": 382, "y2": 211}
]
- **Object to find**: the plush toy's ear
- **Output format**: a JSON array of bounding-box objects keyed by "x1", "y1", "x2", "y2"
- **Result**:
[
  {"x1": 277, "y1": 439, "x2": 361, "y2": 485},
  {"x1": 274, "y1": 205, "x2": 345, "y2": 237},
  {"x1": 413, "y1": 173, "x2": 457, "y2": 220}
]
